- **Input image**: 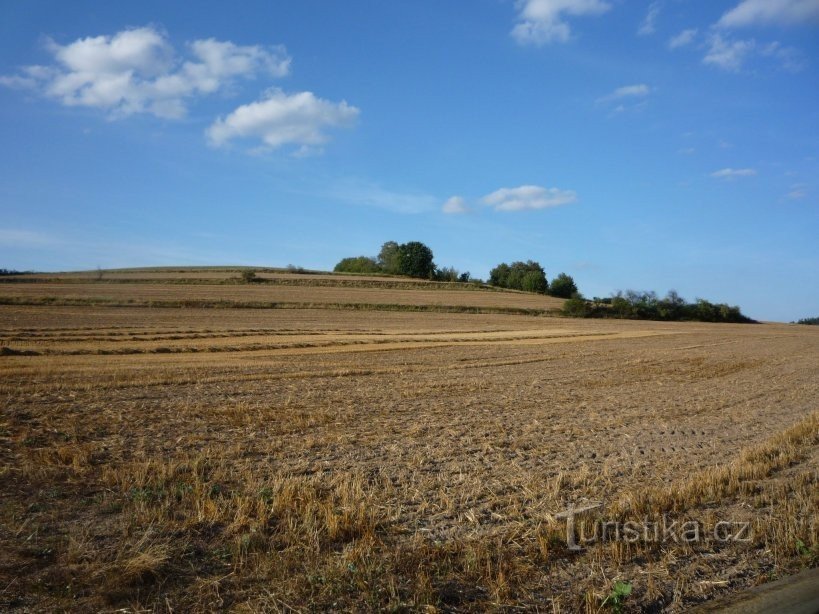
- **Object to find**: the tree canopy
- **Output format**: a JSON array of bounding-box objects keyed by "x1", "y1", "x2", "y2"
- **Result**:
[{"x1": 489, "y1": 261, "x2": 548, "y2": 294}]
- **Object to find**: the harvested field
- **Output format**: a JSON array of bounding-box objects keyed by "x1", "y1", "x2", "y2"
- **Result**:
[
  {"x1": 0, "y1": 274, "x2": 817, "y2": 612},
  {"x1": 0, "y1": 281, "x2": 563, "y2": 313}
]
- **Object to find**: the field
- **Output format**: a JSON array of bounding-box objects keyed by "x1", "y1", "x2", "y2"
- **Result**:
[{"x1": 1, "y1": 270, "x2": 817, "y2": 612}]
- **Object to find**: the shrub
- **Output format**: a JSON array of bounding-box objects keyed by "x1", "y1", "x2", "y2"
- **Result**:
[
  {"x1": 562, "y1": 296, "x2": 591, "y2": 317},
  {"x1": 241, "y1": 270, "x2": 258, "y2": 283},
  {"x1": 334, "y1": 256, "x2": 381, "y2": 274}
]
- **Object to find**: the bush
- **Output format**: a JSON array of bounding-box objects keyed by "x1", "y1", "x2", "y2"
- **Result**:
[
  {"x1": 562, "y1": 296, "x2": 591, "y2": 317},
  {"x1": 334, "y1": 256, "x2": 381, "y2": 274},
  {"x1": 549, "y1": 273, "x2": 578, "y2": 298},
  {"x1": 241, "y1": 270, "x2": 258, "y2": 283}
]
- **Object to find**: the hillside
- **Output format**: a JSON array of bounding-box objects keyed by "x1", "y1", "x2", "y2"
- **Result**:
[{"x1": 0, "y1": 267, "x2": 566, "y2": 314}]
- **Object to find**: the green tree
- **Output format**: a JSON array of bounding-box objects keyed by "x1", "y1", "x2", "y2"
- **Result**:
[
  {"x1": 377, "y1": 241, "x2": 402, "y2": 275},
  {"x1": 489, "y1": 261, "x2": 547, "y2": 293},
  {"x1": 549, "y1": 273, "x2": 578, "y2": 298},
  {"x1": 397, "y1": 241, "x2": 435, "y2": 279},
  {"x1": 489, "y1": 263, "x2": 511, "y2": 287}
]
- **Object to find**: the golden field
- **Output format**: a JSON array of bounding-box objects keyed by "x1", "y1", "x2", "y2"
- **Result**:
[{"x1": 0, "y1": 271, "x2": 817, "y2": 612}]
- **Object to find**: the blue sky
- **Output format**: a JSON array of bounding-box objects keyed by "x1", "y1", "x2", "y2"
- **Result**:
[{"x1": 1, "y1": 0, "x2": 817, "y2": 321}]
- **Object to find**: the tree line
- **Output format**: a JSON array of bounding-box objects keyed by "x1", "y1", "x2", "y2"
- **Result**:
[
  {"x1": 334, "y1": 240, "x2": 755, "y2": 323},
  {"x1": 563, "y1": 290, "x2": 754, "y2": 323},
  {"x1": 335, "y1": 242, "x2": 578, "y2": 296}
]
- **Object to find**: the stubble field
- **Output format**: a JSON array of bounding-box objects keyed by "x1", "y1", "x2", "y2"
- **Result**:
[{"x1": 0, "y1": 271, "x2": 817, "y2": 612}]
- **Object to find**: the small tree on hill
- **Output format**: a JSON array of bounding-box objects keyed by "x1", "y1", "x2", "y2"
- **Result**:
[
  {"x1": 398, "y1": 241, "x2": 435, "y2": 279},
  {"x1": 549, "y1": 273, "x2": 578, "y2": 298}
]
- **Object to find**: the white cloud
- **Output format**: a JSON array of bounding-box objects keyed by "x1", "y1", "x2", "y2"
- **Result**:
[
  {"x1": 668, "y1": 28, "x2": 698, "y2": 49},
  {"x1": 511, "y1": 0, "x2": 611, "y2": 45},
  {"x1": 760, "y1": 41, "x2": 806, "y2": 72},
  {"x1": 786, "y1": 183, "x2": 808, "y2": 199},
  {"x1": 677, "y1": 147, "x2": 696, "y2": 155},
  {"x1": 718, "y1": 0, "x2": 819, "y2": 28},
  {"x1": 638, "y1": 2, "x2": 662, "y2": 36},
  {"x1": 597, "y1": 83, "x2": 651, "y2": 103},
  {"x1": 442, "y1": 196, "x2": 468, "y2": 214},
  {"x1": 206, "y1": 89, "x2": 358, "y2": 152},
  {"x1": 482, "y1": 185, "x2": 577, "y2": 211},
  {"x1": 711, "y1": 167, "x2": 757, "y2": 179},
  {"x1": 703, "y1": 34, "x2": 755, "y2": 71},
  {"x1": 0, "y1": 26, "x2": 291, "y2": 119}
]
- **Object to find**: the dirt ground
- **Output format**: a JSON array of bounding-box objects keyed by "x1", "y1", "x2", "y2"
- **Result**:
[{"x1": 0, "y1": 290, "x2": 817, "y2": 611}]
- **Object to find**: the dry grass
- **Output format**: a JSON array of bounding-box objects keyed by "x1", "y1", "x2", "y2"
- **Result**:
[{"x1": 0, "y1": 275, "x2": 817, "y2": 611}]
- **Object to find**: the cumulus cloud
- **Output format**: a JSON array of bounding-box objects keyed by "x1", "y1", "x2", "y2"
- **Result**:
[
  {"x1": 482, "y1": 185, "x2": 577, "y2": 211},
  {"x1": 442, "y1": 196, "x2": 468, "y2": 214},
  {"x1": 711, "y1": 167, "x2": 757, "y2": 179},
  {"x1": 638, "y1": 2, "x2": 662, "y2": 36},
  {"x1": 718, "y1": 0, "x2": 819, "y2": 28},
  {"x1": 511, "y1": 0, "x2": 611, "y2": 45},
  {"x1": 0, "y1": 26, "x2": 291, "y2": 118},
  {"x1": 703, "y1": 34, "x2": 756, "y2": 71},
  {"x1": 206, "y1": 89, "x2": 359, "y2": 152},
  {"x1": 668, "y1": 28, "x2": 698, "y2": 49}
]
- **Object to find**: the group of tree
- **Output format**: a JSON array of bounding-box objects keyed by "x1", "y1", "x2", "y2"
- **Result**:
[
  {"x1": 488, "y1": 261, "x2": 578, "y2": 297},
  {"x1": 335, "y1": 241, "x2": 473, "y2": 281},
  {"x1": 562, "y1": 290, "x2": 755, "y2": 323},
  {"x1": 0, "y1": 269, "x2": 28, "y2": 276},
  {"x1": 796, "y1": 316, "x2": 819, "y2": 325}
]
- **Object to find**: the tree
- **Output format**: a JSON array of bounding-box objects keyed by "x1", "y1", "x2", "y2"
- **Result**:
[
  {"x1": 377, "y1": 241, "x2": 402, "y2": 275},
  {"x1": 435, "y1": 266, "x2": 460, "y2": 282},
  {"x1": 241, "y1": 269, "x2": 258, "y2": 283},
  {"x1": 549, "y1": 273, "x2": 578, "y2": 298},
  {"x1": 489, "y1": 263, "x2": 511, "y2": 287},
  {"x1": 489, "y1": 260, "x2": 547, "y2": 294},
  {"x1": 397, "y1": 241, "x2": 435, "y2": 279}
]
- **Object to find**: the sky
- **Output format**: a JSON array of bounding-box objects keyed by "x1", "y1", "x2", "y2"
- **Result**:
[{"x1": 0, "y1": 0, "x2": 818, "y2": 322}]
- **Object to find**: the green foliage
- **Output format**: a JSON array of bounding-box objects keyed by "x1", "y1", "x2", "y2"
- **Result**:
[
  {"x1": 434, "y1": 266, "x2": 460, "y2": 282},
  {"x1": 796, "y1": 316, "x2": 819, "y2": 325},
  {"x1": 337, "y1": 241, "x2": 436, "y2": 279},
  {"x1": 602, "y1": 580, "x2": 632, "y2": 613},
  {"x1": 488, "y1": 260, "x2": 548, "y2": 294},
  {"x1": 562, "y1": 296, "x2": 591, "y2": 317},
  {"x1": 377, "y1": 241, "x2": 402, "y2": 275},
  {"x1": 333, "y1": 256, "x2": 381, "y2": 274},
  {"x1": 240, "y1": 269, "x2": 258, "y2": 283},
  {"x1": 549, "y1": 272, "x2": 578, "y2": 298},
  {"x1": 398, "y1": 241, "x2": 436, "y2": 279},
  {"x1": 582, "y1": 290, "x2": 754, "y2": 323}
]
